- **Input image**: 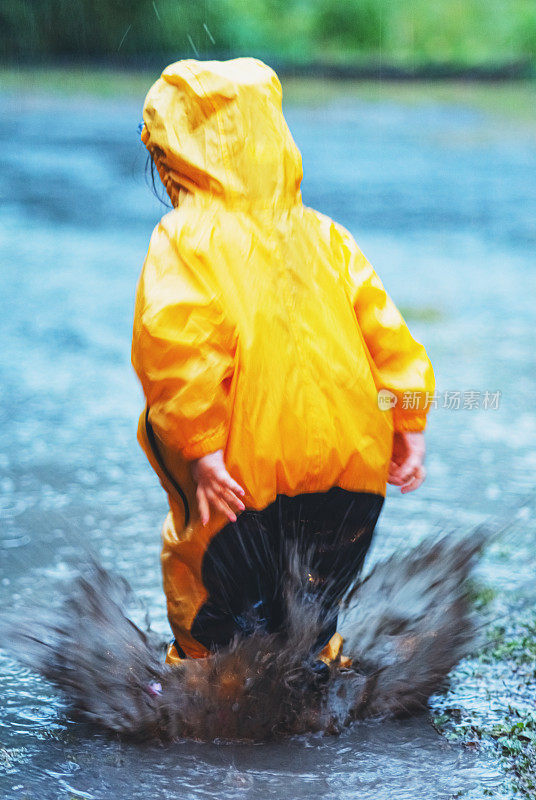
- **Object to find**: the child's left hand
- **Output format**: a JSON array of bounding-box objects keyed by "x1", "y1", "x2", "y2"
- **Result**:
[
  {"x1": 388, "y1": 431, "x2": 426, "y2": 493},
  {"x1": 190, "y1": 449, "x2": 246, "y2": 526}
]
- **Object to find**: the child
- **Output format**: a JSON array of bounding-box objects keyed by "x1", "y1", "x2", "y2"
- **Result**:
[{"x1": 132, "y1": 58, "x2": 435, "y2": 667}]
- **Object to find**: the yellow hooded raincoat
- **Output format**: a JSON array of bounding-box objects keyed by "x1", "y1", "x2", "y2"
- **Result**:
[{"x1": 132, "y1": 58, "x2": 435, "y2": 659}]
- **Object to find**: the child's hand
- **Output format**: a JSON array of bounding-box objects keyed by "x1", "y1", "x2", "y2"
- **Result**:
[
  {"x1": 387, "y1": 432, "x2": 426, "y2": 494},
  {"x1": 190, "y1": 449, "x2": 246, "y2": 526}
]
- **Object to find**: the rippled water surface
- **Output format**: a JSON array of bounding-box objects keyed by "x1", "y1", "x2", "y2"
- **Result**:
[{"x1": 1, "y1": 85, "x2": 535, "y2": 799}]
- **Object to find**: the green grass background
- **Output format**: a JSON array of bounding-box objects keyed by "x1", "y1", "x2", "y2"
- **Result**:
[{"x1": 1, "y1": 0, "x2": 535, "y2": 70}]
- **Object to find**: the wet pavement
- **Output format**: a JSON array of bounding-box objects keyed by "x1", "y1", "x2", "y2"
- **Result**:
[{"x1": 1, "y1": 84, "x2": 535, "y2": 798}]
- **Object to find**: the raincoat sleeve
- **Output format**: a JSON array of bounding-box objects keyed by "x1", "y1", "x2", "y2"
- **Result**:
[
  {"x1": 131, "y1": 220, "x2": 238, "y2": 460},
  {"x1": 334, "y1": 223, "x2": 435, "y2": 432}
]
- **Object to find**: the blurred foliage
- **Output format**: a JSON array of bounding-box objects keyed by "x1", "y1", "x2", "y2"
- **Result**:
[{"x1": 1, "y1": 0, "x2": 535, "y2": 67}]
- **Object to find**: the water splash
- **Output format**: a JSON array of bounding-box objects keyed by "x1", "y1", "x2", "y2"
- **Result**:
[{"x1": 0, "y1": 528, "x2": 487, "y2": 742}]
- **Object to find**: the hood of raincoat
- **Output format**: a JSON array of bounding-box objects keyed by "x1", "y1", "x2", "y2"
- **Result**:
[{"x1": 141, "y1": 57, "x2": 304, "y2": 209}]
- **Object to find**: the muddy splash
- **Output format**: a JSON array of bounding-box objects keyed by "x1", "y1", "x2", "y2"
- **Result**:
[{"x1": 0, "y1": 528, "x2": 486, "y2": 743}]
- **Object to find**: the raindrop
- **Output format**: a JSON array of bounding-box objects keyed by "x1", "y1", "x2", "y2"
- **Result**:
[
  {"x1": 117, "y1": 24, "x2": 132, "y2": 52},
  {"x1": 187, "y1": 34, "x2": 199, "y2": 57},
  {"x1": 203, "y1": 23, "x2": 216, "y2": 44}
]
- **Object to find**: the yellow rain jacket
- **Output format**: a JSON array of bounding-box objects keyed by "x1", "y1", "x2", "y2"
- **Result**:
[{"x1": 132, "y1": 58, "x2": 435, "y2": 658}]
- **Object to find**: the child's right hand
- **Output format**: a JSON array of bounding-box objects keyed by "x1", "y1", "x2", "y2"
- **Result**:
[
  {"x1": 387, "y1": 431, "x2": 426, "y2": 493},
  {"x1": 190, "y1": 449, "x2": 246, "y2": 526}
]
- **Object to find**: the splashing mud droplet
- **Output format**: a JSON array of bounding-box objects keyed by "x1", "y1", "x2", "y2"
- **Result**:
[{"x1": 1, "y1": 530, "x2": 486, "y2": 742}]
